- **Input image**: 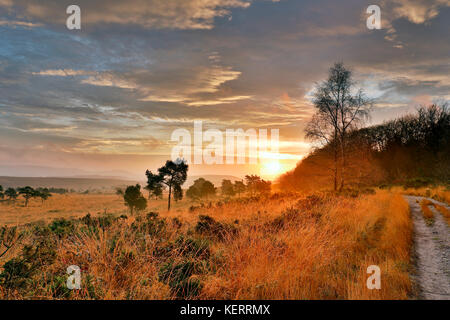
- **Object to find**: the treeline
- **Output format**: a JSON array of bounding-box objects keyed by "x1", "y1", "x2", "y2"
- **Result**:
[
  {"x1": 279, "y1": 104, "x2": 450, "y2": 191},
  {"x1": 0, "y1": 186, "x2": 52, "y2": 206},
  {"x1": 186, "y1": 175, "x2": 271, "y2": 201}
]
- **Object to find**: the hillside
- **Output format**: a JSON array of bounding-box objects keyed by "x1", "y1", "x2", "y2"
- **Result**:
[{"x1": 279, "y1": 105, "x2": 450, "y2": 191}]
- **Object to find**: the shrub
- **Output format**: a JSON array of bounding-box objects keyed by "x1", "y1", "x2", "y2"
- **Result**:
[
  {"x1": 158, "y1": 259, "x2": 203, "y2": 299},
  {"x1": 195, "y1": 215, "x2": 238, "y2": 241},
  {"x1": 175, "y1": 235, "x2": 210, "y2": 259},
  {"x1": 0, "y1": 238, "x2": 56, "y2": 290},
  {"x1": 49, "y1": 218, "x2": 75, "y2": 238}
]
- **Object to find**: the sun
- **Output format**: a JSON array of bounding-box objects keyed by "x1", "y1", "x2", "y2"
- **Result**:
[{"x1": 260, "y1": 161, "x2": 283, "y2": 177}]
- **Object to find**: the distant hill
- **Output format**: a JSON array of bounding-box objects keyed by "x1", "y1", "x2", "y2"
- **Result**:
[
  {"x1": 0, "y1": 176, "x2": 139, "y2": 192},
  {"x1": 0, "y1": 165, "x2": 135, "y2": 180}
]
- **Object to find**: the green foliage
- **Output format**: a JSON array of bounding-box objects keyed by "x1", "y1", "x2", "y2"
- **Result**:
[
  {"x1": 49, "y1": 218, "x2": 75, "y2": 238},
  {"x1": 0, "y1": 238, "x2": 56, "y2": 290},
  {"x1": 17, "y1": 186, "x2": 36, "y2": 207},
  {"x1": 4, "y1": 188, "x2": 17, "y2": 202}
]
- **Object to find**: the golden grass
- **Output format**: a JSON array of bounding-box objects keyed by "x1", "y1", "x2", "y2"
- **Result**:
[
  {"x1": 0, "y1": 193, "x2": 192, "y2": 226},
  {"x1": 396, "y1": 186, "x2": 450, "y2": 205},
  {"x1": 0, "y1": 191, "x2": 414, "y2": 300},
  {"x1": 420, "y1": 199, "x2": 434, "y2": 226},
  {"x1": 432, "y1": 203, "x2": 450, "y2": 225},
  {"x1": 201, "y1": 191, "x2": 412, "y2": 299}
]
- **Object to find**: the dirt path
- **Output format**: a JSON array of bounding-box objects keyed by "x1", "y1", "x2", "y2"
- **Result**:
[{"x1": 405, "y1": 196, "x2": 450, "y2": 300}]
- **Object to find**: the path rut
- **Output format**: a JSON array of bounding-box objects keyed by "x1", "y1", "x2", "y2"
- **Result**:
[{"x1": 405, "y1": 196, "x2": 450, "y2": 300}]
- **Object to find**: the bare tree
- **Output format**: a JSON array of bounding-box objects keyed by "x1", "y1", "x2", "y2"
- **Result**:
[{"x1": 306, "y1": 62, "x2": 371, "y2": 191}]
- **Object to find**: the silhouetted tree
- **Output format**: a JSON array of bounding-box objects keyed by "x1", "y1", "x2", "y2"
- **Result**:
[
  {"x1": 158, "y1": 159, "x2": 188, "y2": 210},
  {"x1": 5, "y1": 188, "x2": 17, "y2": 203},
  {"x1": 221, "y1": 179, "x2": 235, "y2": 197},
  {"x1": 244, "y1": 175, "x2": 272, "y2": 196},
  {"x1": 37, "y1": 188, "x2": 51, "y2": 204},
  {"x1": 145, "y1": 170, "x2": 164, "y2": 199},
  {"x1": 245, "y1": 175, "x2": 260, "y2": 196},
  {"x1": 0, "y1": 185, "x2": 3, "y2": 200},
  {"x1": 18, "y1": 186, "x2": 36, "y2": 207},
  {"x1": 123, "y1": 184, "x2": 147, "y2": 215},
  {"x1": 186, "y1": 178, "x2": 216, "y2": 200},
  {"x1": 234, "y1": 181, "x2": 246, "y2": 198},
  {"x1": 173, "y1": 184, "x2": 183, "y2": 202},
  {"x1": 306, "y1": 62, "x2": 371, "y2": 191}
]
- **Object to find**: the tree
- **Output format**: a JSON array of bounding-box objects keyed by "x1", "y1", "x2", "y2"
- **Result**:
[
  {"x1": 115, "y1": 187, "x2": 124, "y2": 197},
  {"x1": 221, "y1": 180, "x2": 235, "y2": 197},
  {"x1": 5, "y1": 188, "x2": 18, "y2": 203},
  {"x1": 256, "y1": 179, "x2": 272, "y2": 195},
  {"x1": 186, "y1": 178, "x2": 216, "y2": 201},
  {"x1": 37, "y1": 188, "x2": 51, "y2": 204},
  {"x1": 18, "y1": 186, "x2": 36, "y2": 207},
  {"x1": 305, "y1": 62, "x2": 371, "y2": 191},
  {"x1": 245, "y1": 175, "x2": 271, "y2": 196},
  {"x1": 145, "y1": 170, "x2": 164, "y2": 199},
  {"x1": 234, "y1": 181, "x2": 246, "y2": 198},
  {"x1": 157, "y1": 159, "x2": 188, "y2": 211},
  {"x1": 201, "y1": 180, "x2": 216, "y2": 199},
  {"x1": 173, "y1": 184, "x2": 183, "y2": 202},
  {"x1": 0, "y1": 185, "x2": 3, "y2": 200},
  {"x1": 123, "y1": 184, "x2": 147, "y2": 215},
  {"x1": 245, "y1": 175, "x2": 261, "y2": 196}
]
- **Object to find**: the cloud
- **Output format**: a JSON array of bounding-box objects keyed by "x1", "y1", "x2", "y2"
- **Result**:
[
  {"x1": 0, "y1": 20, "x2": 42, "y2": 28},
  {"x1": 380, "y1": 0, "x2": 450, "y2": 47},
  {"x1": 32, "y1": 69, "x2": 95, "y2": 76},
  {"x1": 390, "y1": 0, "x2": 450, "y2": 24},
  {"x1": 33, "y1": 59, "x2": 246, "y2": 107},
  {"x1": 0, "y1": 0, "x2": 252, "y2": 30}
]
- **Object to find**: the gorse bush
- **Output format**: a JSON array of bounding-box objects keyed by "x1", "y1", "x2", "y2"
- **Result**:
[{"x1": 195, "y1": 215, "x2": 238, "y2": 241}]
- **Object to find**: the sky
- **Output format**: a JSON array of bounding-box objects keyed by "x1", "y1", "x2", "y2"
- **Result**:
[{"x1": 0, "y1": 0, "x2": 449, "y2": 180}]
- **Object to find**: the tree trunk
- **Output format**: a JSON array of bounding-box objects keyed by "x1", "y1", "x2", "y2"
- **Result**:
[
  {"x1": 339, "y1": 135, "x2": 346, "y2": 191},
  {"x1": 168, "y1": 184, "x2": 172, "y2": 211},
  {"x1": 333, "y1": 131, "x2": 338, "y2": 191}
]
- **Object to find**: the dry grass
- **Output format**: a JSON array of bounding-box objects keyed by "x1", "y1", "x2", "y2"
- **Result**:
[
  {"x1": 432, "y1": 203, "x2": 450, "y2": 225},
  {"x1": 419, "y1": 199, "x2": 434, "y2": 226},
  {"x1": 0, "y1": 193, "x2": 191, "y2": 226},
  {"x1": 397, "y1": 186, "x2": 450, "y2": 205},
  {"x1": 0, "y1": 190, "x2": 413, "y2": 300}
]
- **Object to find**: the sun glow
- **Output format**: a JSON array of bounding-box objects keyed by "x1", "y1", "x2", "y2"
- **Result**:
[{"x1": 260, "y1": 161, "x2": 283, "y2": 177}]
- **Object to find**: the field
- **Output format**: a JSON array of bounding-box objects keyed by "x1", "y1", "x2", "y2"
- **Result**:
[
  {"x1": 0, "y1": 193, "x2": 187, "y2": 226},
  {"x1": 0, "y1": 190, "x2": 414, "y2": 299}
]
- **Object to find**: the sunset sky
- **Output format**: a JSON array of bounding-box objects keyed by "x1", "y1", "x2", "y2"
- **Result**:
[{"x1": 0, "y1": 0, "x2": 449, "y2": 179}]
